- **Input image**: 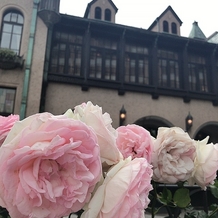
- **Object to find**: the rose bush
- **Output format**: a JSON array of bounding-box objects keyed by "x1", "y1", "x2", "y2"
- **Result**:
[
  {"x1": 0, "y1": 114, "x2": 19, "y2": 146},
  {"x1": 0, "y1": 112, "x2": 102, "y2": 218},
  {"x1": 66, "y1": 101, "x2": 122, "y2": 165},
  {"x1": 1, "y1": 101, "x2": 218, "y2": 218},
  {"x1": 152, "y1": 127, "x2": 196, "y2": 183},
  {"x1": 188, "y1": 136, "x2": 218, "y2": 190},
  {"x1": 116, "y1": 124, "x2": 153, "y2": 163},
  {"x1": 81, "y1": 157, "x2": 153, "y2": 218}
]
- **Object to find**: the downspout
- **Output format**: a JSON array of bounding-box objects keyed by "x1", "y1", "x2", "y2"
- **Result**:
[{"x1": 20, "y1": 0, "x2": 40, "y2": 120}]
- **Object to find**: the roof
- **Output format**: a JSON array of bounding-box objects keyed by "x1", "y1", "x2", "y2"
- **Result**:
[
  {"x1": 148, "y1": 5, "x2": 182, "y2": 30},
  {"x1": 84, "y1": 0, "x2": 118, "y2": 18},
  {"x1": 207, "y1": 31, "x2": 218, "y2": 43},
  {"x1": 189, "y1": 21, "x2": 206, "y2": 40}
]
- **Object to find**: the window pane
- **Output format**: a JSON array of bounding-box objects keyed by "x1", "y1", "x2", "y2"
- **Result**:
[
  {"x1": 3, "y1": 13, "x2": 10, "y2": 21},
  {"x1": 69, "y1": 34, "x2": 83, "y2": 44},
  {"x1": 60, "y1": 33, "x2": 68, "y2": 41},
  {"x1": 138, "y1": 58, "x2": 149, "y2": 84},
  {"x1": 11, "y1": 34, "x2": 20, "y2": 51},
  {"x1": 89, "y1": 49, "x2": 102, "y2": 78},
  {"x1": 158, "y1": 59, "x2": 167, "y2": 87},
  {"x1": 13, "y1": 25, "x2": 22, "y2": 34},
  {"x1": 0, "y1": 88, "x2": 16, "y2": 114},
  {"x1": 125, "y1": 56, "x2": 130, "y2": 82},
  {"x1": 11, "y1": 13, "x2": 18, "y2": 22},
  {"x1": 0, "y1": 33, "x2": 11, "y2": 48},
  {"x1": 90, "y1": 37, "x2": 117, "y2": 50},
  {"x1": 68, "y1": 45, "x2": 82, "y2": 76},
  {"x1": 104, "y1": 53, "x2": 116, "y2": 80},
  {"x1": 3, "y1": 23, "x2": 12, "y2": 32},
  {"x1": 17, "y1": 14, "x2": 23, "y2": 24},
  {"x1": 130, "y1": 59, "x2": 136, "y2": 82}
]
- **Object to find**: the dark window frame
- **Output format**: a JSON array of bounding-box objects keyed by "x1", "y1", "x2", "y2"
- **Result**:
[
  {"x1": 0, "y1": 87, "x2": 16, "y2": 116},
  {"x1": 105, "y1": 9, "x2": 111, "y2": 21},
  {"x1": 124, "y1": 44, "x2": 149, "y2": 85},
  {"x1": 158, "y1": 49, "x2": 180, "y2": 89},
  {"x1": 89, "y1": 36, "x2": 118, "y2": 81},
  {"x1": 50, "y1": 31, "x2": 83, "y2": 76},
  {"x1": 0, "y1": 10, "x2": 23, "y2": 54},
  {"x1": 171, "y1": 22, "x2": 177, "y2": 34},
  {"x1": 188, "y1": 54, "x2": 208, "y2": 92},
  {"x1": 163, "y1": 20, "x2": 169, "y2": 33},
  {"x1": 95, "y1": 7, "x2": 102, "y2": 19}
]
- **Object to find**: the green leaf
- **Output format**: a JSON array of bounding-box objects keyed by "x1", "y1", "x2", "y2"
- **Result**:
[
  {"x1": 157, "y1": 187, "x2": 172, "y2": 205},
  {"x1": 0, "y1": 48, "x2": 16, "y2": 61},
  {"x1": 185, "y1": 209, "x2": 208, "y2": 218},
  {"x1": 196, "y1": 211, "x2": 208, "y2": 218},
  {"x1": 209, "y1": 204, "x2": 218, "y2": 211},
  {"x1": 210, "y1": 180, "x2": 218, "y2": 199},
  {"x1": 173, "y1": 188, "x2": 191, "y2": 208}
]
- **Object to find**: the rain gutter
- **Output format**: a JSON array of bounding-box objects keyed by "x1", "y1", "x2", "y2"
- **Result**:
[{"x1": 20, "y1": 0, "x2": 40, "y2": 119}]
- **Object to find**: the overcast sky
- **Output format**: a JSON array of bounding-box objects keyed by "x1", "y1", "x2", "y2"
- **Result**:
[{"x1": 60, "y1": 0, "x2": 217, "y2": 38}]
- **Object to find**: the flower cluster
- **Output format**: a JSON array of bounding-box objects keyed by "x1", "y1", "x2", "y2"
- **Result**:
[
  {"x1": 152, "y1": 127, "x2": 218, "y2": 190},
  {"x1": 0, "y1": 101, "x2": 217, "y2": 218},
  {"x1": 0, "y1": 102, "x2": 153, "y2": 218}
]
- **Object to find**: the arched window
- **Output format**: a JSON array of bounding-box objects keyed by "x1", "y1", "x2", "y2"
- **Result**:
[
  {"x1": 134, "y1": 116, "x2": 173, "y2": 138},
  {"x1": 171, "y1": 22, "x2": 177, "y2": 34},
  {"x1": 163, "y1": 20, "x2": 169, "y2": 33},
  {"x1": 105, "y1": 9, "x2": 111, "y2": 21},
  {"x1": 95, "y1": 7, "x2": 102, "y2": 20},
  {"x1": 0, "y1": 10, "x2": 24, "y2": 54}
]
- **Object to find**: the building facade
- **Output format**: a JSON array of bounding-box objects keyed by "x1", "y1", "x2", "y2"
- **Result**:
[{"x1": 1, "y1": 0, "x2": 218, "y2": 142}]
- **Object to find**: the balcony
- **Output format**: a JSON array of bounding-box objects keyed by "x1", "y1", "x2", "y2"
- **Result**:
[{"x1": 0, "y1": 49, "x2": 24, "y2": 70}]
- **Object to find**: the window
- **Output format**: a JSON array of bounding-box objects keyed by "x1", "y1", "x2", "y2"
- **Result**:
[
  {"x1": 50, "y1": 31, "x2": 83, "y2": 76},
  {"x1": 158, "y1": 49, "x2": 180, "y2": 88},
  {"x1": 163, "y1": 21, "x2": 169, "y2": 33},
  {"x1": 171, "y1": 22, "x2": 177, "y2": 34},
  {"x1": 105, "y1": 9, "x2": 111, "y2": 21},
  {"x1": 89, "y1": 37, "x2": 117, "y2": 80},
  {"x1": 125, "y1": 44, "x2": 149, "y2": 84},
  {"x1": 0, "y1": 10, "x2": 23, "y2": 54},
  {"x1": 0, "y1": 87, "x2": 16, "y2": 115},
  {"x1": 95, "y1": 7, "x2": 101, "y2": 19},
  {"x1": 188, "y1": 54, "x2": 208, "y2": 92}
]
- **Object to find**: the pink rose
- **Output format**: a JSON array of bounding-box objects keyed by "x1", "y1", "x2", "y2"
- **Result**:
[
  {"x1": 0, "y1": 114, "x2": 19, "y2": 146},
  {"x1": 0, "y1": 112, "x2": 102, "y2": 218},
  {"x1": 188, "y1": 137, "x2": 218, "y2": 190},
  {"x1": 152, "y1": 127, "x2": 196, "y2": 183},
  {"x1": 81, "y1": 157, "x2": 153, "y2": 218},
  {"x1": 116, "y1": 124, "x2": 153, "y2": 163},
  {"x1": 66, "y1": 101, "x2": 122, "y2": 165}
]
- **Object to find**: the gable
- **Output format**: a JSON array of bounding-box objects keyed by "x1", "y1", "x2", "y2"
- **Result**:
[
  {"x1": 148, "y1": 6, "x2": 182, "y2": 30},
  {"x1": 84, "y1": 0, "x2": 118, "y2": 18}
]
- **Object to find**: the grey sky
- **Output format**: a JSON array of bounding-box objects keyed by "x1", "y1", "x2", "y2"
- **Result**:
[{"x1": 60, "y1": 0, "x2": 217, "y2": 38}]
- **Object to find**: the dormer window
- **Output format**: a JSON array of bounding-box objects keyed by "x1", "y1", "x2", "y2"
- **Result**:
[
  {"x1": 171, "y1": 22, "x2": 177, "y2": 34},
  {"x1": 95, "y1": 7, "x2": 102, "y2": 19},
  {"x1": 163, "y1": 21, "x2": 169, "y2": 33},
  {"x1": 105, "y1": 9, "x2": 111, "y2": 21},
  {"x1": 84, "y1": 0, "x2": 118, "y2": 24}
]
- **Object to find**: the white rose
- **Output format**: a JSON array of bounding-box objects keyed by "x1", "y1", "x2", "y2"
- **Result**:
[
  {"x1": 65, "y1": 101, "x2": 122, "y2": 165},
  {"x1": 152, "y1": 127, "x2": 196, "y2": 183},
  {"x1": 188, "y1": 136, "x2": 218, "y2": 190}
]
